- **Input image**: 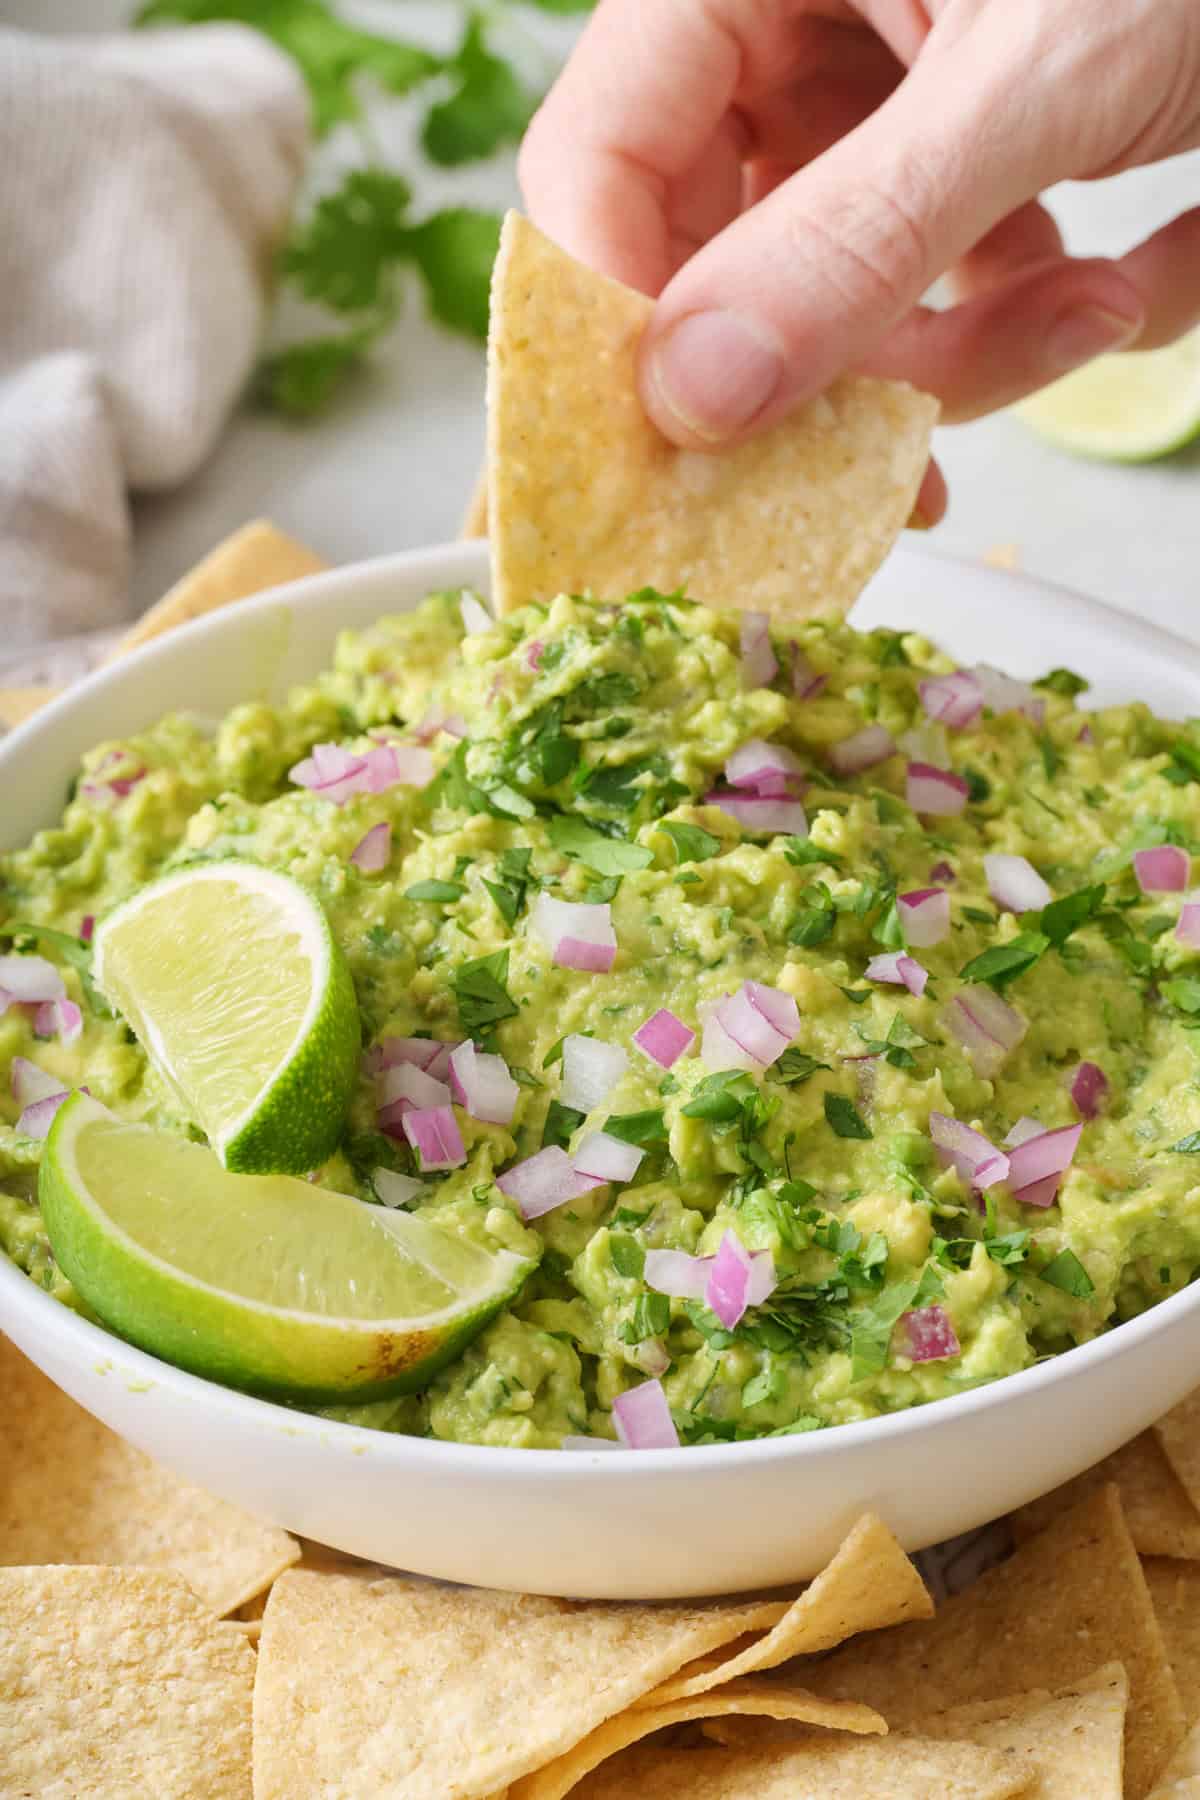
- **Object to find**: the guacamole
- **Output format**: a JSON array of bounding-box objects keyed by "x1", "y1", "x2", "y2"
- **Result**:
[{"x1": 4, "y1": 587, "x2": 1200, "y2": 1449}]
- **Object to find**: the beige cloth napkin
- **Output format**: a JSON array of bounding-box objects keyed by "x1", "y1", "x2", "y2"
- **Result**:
[{"x1": 0, "y1": 24, "x2": 309, "y2": 651}]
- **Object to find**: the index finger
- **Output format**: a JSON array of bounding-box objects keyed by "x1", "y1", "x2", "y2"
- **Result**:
[{"x1": 517, "y1": 0, "x2": 751, "y2": 294}]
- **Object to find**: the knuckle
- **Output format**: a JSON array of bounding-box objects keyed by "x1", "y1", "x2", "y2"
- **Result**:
[{"x1": 785, "y1": 175, "x2": 933, "y2": 322}]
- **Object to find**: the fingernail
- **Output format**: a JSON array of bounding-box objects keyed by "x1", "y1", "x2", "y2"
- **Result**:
[
  {"x1": 1047, "y1": 306, "x2": 1141, "y2": 374},
  {"x1": 907, "y1": 506, "x2": 932, "y2": 532},
  {"x1": 646, "y1": 310, "x2": 786, "y2": 441}
]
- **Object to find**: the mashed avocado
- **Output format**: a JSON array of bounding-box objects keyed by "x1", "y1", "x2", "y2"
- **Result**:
[{"x1": 3, "y1": 587, "x2": 1200, "y2": 1448}]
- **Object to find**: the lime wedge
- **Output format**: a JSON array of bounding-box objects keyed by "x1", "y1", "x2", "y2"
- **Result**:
[
  {"x1": 1014, "y1": 326, "x2": 1200, "y2": 462},
  {"x1": 39, "y1": 1095, "x2": 536, "y2": 1400},
  {"x1": 92, "y1": 860, "x2": 359, "y2": 1175}
]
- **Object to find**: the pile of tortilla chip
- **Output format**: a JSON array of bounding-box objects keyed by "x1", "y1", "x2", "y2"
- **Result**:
[{"x1": 8, "y1": 1334, "x2": 1200, "y2": 1797}]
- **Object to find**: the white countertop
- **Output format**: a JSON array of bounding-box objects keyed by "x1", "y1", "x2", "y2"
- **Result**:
[{"x1": 9, "y1": 1, "x2": 1200, "y2": 651}]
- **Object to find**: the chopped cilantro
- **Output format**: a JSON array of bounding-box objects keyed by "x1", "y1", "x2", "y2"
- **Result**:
[
  {"x1": 613, "y1": 1204, "x2": 653, "y2": 1228},
  {"x1": 451, "y1": 949, "x2": 517, "y2": 1034},
  {"x1": 741, "y1": 1365, "x2": 784, "y2": 1408},
  {"x1": 618, "y1": 1292, "x2": 671, "y2": 1343},
  {"x1": 783, "y1": 837, "x2": 842, "y2": 868},
  {"x1": 482, "y1": 845, "x2": 532, "y2": 926},
  {"x1": 0, "y1": 921, "x2": 111, "y2": 1017},
  {"x1": 824, "y1": 1094, "x2": 872, "y2": 1140},
  {"x1": 569, "y1": 672, "x2": 640, "y2": 710},
  {"x1": 962, "y1": 906, "x2": 996, "y2": 925},
  {"x1": 850, "y1": 1278, "x2": 920, "y2": 1380},
  {"x1": 1034, "y1": 667, "x2": 1090, "y2": 697},
  {"x1": 603, "y1": 1110, "x2": 667, "y2": 1146},
  {"x1": 656, "y1": 820, "x2": 721, "y2": 863},
  {"x1": 874, "y1": 632, "x2": 910, "y2": 667},
  {"x1": 547, "y1": 815, "x2": 652, "y2": 875},
  {"x1": 1170, "y1": 1131, "x2": 1200, "y2": 1153},
  {"x1": 960, "y1": 931, "x2": 1050, "y2": 990},
  {"x1": 1164, "y1": 740, "x2": 1200, "y2": 787},
  {"x1": 1040, "y1": 883, "x2": 1106, "y2": 948},
  {"x1": 770, "y1": 1049, "x2": 831, "y2": 1086},
  {"x1": 767, "y1": 1415, "x2": 826, "y2": 1437},
  {"x1": 608, "y1": 1235, "x2": 645, "y2": 1280},
  {"x1": 788, "y1": 884, "x2": 836, "y2": 947},
  {"x1": 682, "y1": 1071, "x2": 758, "y2": 1123},
  {"x1": 963, "y1": 768, "x2": 991, "y2": 803},
  {"x1": 404, "y1": 878, "x2": 465, "y2": 903},
  {"x1": 508, "y1": 1065, "x2": 541, "y2": 1089},
  {"x1": 1037, "y1": 1247, "x2": 1095, "y2": 1299},
  {"x1": 1163, "y1": 977, "x2": 1200, "y2": 1016},
  {"x1": 541, "y1": 1100, "x2": 584, "y2": 1150},
  {"x1": 1038, "y1": 731, "x2": 1060, "y2": 781},
  {"x1": 838, "y1": 986, "x2": 872, "y2": 1005}
]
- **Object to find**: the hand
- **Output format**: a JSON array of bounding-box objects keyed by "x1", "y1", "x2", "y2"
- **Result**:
[{"x1": 519, "y1": 0, "x2": 1200, "y2": 522}]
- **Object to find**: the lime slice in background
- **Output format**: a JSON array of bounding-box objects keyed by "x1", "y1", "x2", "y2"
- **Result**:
[
  {"x1": 1013, "y1": 326, "x2": 1200, "y2": 462},
  {"x1": 92, "y1": 860, "x2": 359, "y2": 1175},
  {"x1": 39, "y1": 1094, "x2": 536, "y2": 1401}
]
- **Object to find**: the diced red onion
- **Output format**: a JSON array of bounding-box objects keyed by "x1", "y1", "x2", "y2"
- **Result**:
[
  {"x1": 79, "y1": 756, "x2": 147, "y2": 807},
  {"x1": 290, "y1": 744, "x2": 369, "y2": 805},
  {"x1": 714, "y1": 981, "x2": 799, "y2": 1069},
  {"x1": 364, "y1": 1037, "x2": 456, "y2": 1081},
  {"x1": 367, "y1": 743, "x2": 435, "y2": 792},
  {"x1": 560, "y1": 1035, "x2": 628, "y2": 1114},
  {"x1": 530, "y1": 894, "x2": 617, "y2": 973},
  {"x1": 79, "y1": 916, "x2": 95, "y2": 943},
  {"x1": 1134, "y1": 846, "x2": 1190, "y2": 894},
  {"x1": 1012, "y1": 1173, "x2": 1062, "y2": 1209},
  {"x1": 942, "y1": 988, "x2": 1027, "y2": 1077},
  {"x1": 898, "y1": 888, "x2": 950, "y2": 948},
  {"x1": 525, "y1": 640, "x2": 544, "y2": 672},
  {"x1": 612, "y1": 1378, "x2": 680, "y2": 1450},
  {"x1": 1177, "y1": 897, "x2": 1200, "y2": 950},
  {"x1": 11, "y1": 1057, "x2": 66, "y2": 1107},
  {"x1": 460, "y1": 590, "x2": 493, "y2": 635},
  {"x1": 724, "y1": 739, "x2": 805, "y2": 796},
  {"x1": 17, "y1": 1088, "x2": 71, "y2": 1140},
  {"x1": 631, "y1": 1339, "x2": 671, "y2": 1378},
  {"x1": 401, "y1": 1105, "x2": 466, "y2": 1170},
  {"x1": 790, "y1": 646, "x2": 826, "y2": 700},
  {"x1": 829, "y1": 725, "x2": 895, "y2": 776},
  {"x1": 372, "y1": 1168, "x2": 424, "y2": 1208},
  {"x1": 0, "y1": 955, "x2": 65, "y2": 1004},
  {"x1": 1007, "y1": 1123, "x2": 1082, "y2": 1192},
  {"x1": 350, "y1": 822, "x2": 392, "y2": 872},
  {"x1": 865, "y1": 952, "x2": 928, "y2": 997},
  {"x1": 706, "y1": 1231, "x2": 754, "y2": 1329},
  {"x1": 907, "y1": 762, "x2": 969, "y2": 816},
  {"x1": 633, "y1": 1008, "x2": 694, "y2": 1069},
  {"x1": 930, "y1": 861, "x2": 957, "y2": 885},
  {"x1": 897, "y1": 1304, "x2": 961, "y2": 1363},
  {"x1": 985, "y1": 853, "x2": 1053, "y2": 914},
  {"x1": 973, "y1": 664, "x2": 1043, "y2": 722},
  {"x1": 1004, "y1": 1115, "x2": 1045, "y2": 1147},
  {"x1": 703, "y1": 790, "x2": 808, "y2": 837},
  {"x1": 645, "y1": 1248, "x2": 712, "y2": 1302},
  {"x1": 573, "y1": 1131, "x2": 643, "y2": 1184},
  {"x1": 561, "y1": 1435, "x2": 625, "y2": 1452},
  {"x1": 378, "y1": 1062, "x2": 453, "y2": 1113},
  {"x1": 700, "y1": 1005, "x2": 760, "y2": 1074},
  {"x1": 929, "y1": 1112, "x2": 1010, "y2": 1190},
  {"x1": 1068, "y1": 1061, "x2": 1109, "y2": 1119},
  {"x1": 33, "y1": 999, "x2": 82, "y2": 1045},
  {"x1": 448, "y1": 1042, "x2": 518, "y2": 1127},
  {"x1": 412, "y1": 711, "x2": 468, "y2": 744},
  {"x1": 745, "y1": 1249, "x2": 777, "y2": 1307},
  {"x1": 919, "y1": 670, "x2": 983, "y2": 731},
  {"x1": 497, "y1": 1146, "x2": 603, "y2": 1219},
  {"x1": 739, "y1": 612, "x2": 778, "y2": 689}
]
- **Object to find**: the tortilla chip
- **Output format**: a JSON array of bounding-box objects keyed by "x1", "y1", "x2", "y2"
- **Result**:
[
  {"x1": 643, "y1": 1512, "x2": 931, "y2": 1703},
  {"x1": 1148, "y1": 1781, "x2": 1200, "y2": 1798},
  {"x1": 1153, "y1": 1718, "x2": 1200, "y2": 1789},
  {"x1": 1155, "y1": 1389, "x2": 1200, "y2": 1515},
  {"x1": 507, "y1": 1676, "x2": 885, "y2": 1800},
  {"x1": 0, "y1": 1334, "x2": 299, "y2": 1615},
  {"x1": 803, "y1": 1486, "x2": 1183, "y2": 1799},
  {"x1": 570, "y1": 1737, "x2": 1031, "y2": 1800},
  {"x1": 0, "y1": 685, "x2": 60, "y2": 728},
  {"x1": 912, "y1": 1663, "x2": 1128, "y2": 1800},
  {"x1": 252, "y1": 1567, "x2": 795, "y2": 1799},
  {"x1": 1011, "y1": 1430, "x2": 1200, "y2": 1559},
  {"x1": 486, "y1": 213, "x2": 937, "y2": 619},
  {"x1": 0, "y1": 1565, "x2": 254, "y2": 1796},
  {"x1": 1144, "y1": 1557, "x2": 1200, "y2": 1726},
  {"x1": 113, "y1": 518, "x2": 327, "y2": 655}
]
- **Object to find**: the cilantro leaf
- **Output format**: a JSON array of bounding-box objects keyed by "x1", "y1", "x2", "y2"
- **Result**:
[
  {"x1": 421, "y1": 14, "x2": 535, "y2": 166},
  {"x1": 542, "y1": 1099, "x2": 584, "y2": 1150},
  {"x1": 403, "y1": 206, "x2": 500, "y2": 342},
  {"x1": 547, "y1": 816, "x2": 652, "y2": 876},
  {"x1": 770, "y1": 1049, "x2": 831, "y2": 1086},
  {"x1": 1039, "y1": 884, "x2": 1105, "y2": 949},
  {"x1": 255, "y1": 330, "x2": 375, "y2": 420},
  {"x1": 788, "y1": 884, "x2": 836, "y2": 947},
  {"x1": 404, "y1": 879, "x2": 465, "y2": 903},
  {"x1": 682, "y1": 1071, "x2": 759, "y2": 1123},
  {"x1": 609, "y1": 1236, "x2": 645, "y2": 1280},
  {"x1": 824, "y1": 1094, "x2": 873, "y2": 1140},
  {"x1": 1034, "y1": 668, "x2": 1090, "y2": 697},
  {"x1": 482, "y1": 847, "x2": 531, "y2": 927},
  {"x1": 0, "y1": 921, "x2": 111, "y2": 1018},
  {"x1": 618, "y1": 1292, "x2": 671, "y2": 1343},
  {"x1": 281, "y1": 170, "x2": 412, "y2": 313},
  {"x1": 959, "y1": 931, "x2": 1050, "y2": 990},
  {"x1": 783, "y1": 837, "x2": 842, "y2": 868},
  {"x1": 1038, "y1": 731, "x2": 1060, "y2": 782},
  {"x1": 1037, "y1": 1248, "x2": 1095, "y2": 1299},
  {"x1": 656, "y1": 821, "x2": 721, "y2": 864},
  {"x1": 1163, "y1": 977, "x2": 1200, "y2": 1015},
  {"x1": 603, "y1": 1110, "x2": 667, "y2": 1146},
  {"x1": 451, "y1": 950, "x2": 517, "y2": 1034},
  {"x1": 850, "y1": 1279, "x2": 919, "y2": 1380},
  {"x1": 1169, "y1": 1131, "x2": 1200, "y2": 1153},
  {"x1": 1164, "y1": 740, "x2": 1200, "y2": 787}
]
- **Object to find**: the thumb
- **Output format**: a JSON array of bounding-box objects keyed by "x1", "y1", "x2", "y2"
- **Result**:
[{"x1": 639, "y1": 11, "x2": 1061, "y2": 446}]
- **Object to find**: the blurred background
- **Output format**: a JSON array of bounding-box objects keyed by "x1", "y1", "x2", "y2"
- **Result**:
[{"x1": 3, "y1": 1, "x2": 1198, "y2": 643}]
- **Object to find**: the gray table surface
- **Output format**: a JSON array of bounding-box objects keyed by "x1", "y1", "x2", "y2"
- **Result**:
[{"x1": 7, "y1": 0, "x2": 1200, "y2": 657}]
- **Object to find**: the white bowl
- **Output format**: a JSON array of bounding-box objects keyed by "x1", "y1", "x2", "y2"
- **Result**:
[{"x1": 4, "y1": 540, "x2": 1200, "y2": 1600}]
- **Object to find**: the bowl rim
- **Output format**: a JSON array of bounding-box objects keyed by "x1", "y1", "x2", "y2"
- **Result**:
[{"x1": 5, "y1": 536, "x2": 1200, "y2": 1477}]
